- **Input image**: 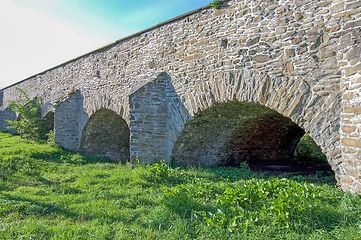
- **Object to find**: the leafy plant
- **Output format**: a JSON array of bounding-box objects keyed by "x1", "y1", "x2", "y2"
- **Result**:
[
  {"x1": 209, "y1": 0, "x2": 222, "y2": 9},
  {"x1": 6, "y1": 88, "x2": 48, "y2": 141},
  {"x1": 197, "y1": 178, "x2": 324, "y2": 232},
  {"x1": 46, "y1": 130, "x2": 56, "y2": 146},
  {"x1": 142, "y1": 160, "x2": 177, "y2": 183}
]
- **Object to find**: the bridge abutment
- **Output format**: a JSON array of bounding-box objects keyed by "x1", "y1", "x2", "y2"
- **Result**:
[
  {"x1": 129, "y1": 73, "x2": 190, "y2": 164},
  {"x1": 54, "y1": 90, "x2": 88, "y2": 151}
]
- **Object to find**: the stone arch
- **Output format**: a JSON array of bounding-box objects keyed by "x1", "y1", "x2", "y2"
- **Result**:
[
  {"x1": 172, "y1": 102, "x2": 291, "y2": 163},
  {"x1": 172, "y1": 101, "x2": 332, "y2": 174},
  {"x1": 80, "y1": 109, "x2": 130, "y2": 161},
  {"x1": 177, "y1": 71, "x2": 340, "y2": 177}
]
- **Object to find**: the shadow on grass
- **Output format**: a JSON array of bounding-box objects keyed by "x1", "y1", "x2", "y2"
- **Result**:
[
  {"x1": 0, "y1": 193, "x2": 79, "y2": 219},
  {"x1": 0, "y1": 192, "x2": 152, "y2": 224},
  {"x1": 204, "y1": 163, "x2": 336, "y2": 186},
  {"x1": 30, "y1": 147, "x2": 116, "y2": 165}
]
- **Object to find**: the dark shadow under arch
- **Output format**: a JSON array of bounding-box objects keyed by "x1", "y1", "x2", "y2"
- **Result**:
[
  {"x1": 0, "y1": 107, "x2": 17, "y2": 133},
  {"x1": 43, "y1": 111, "x2": 54, "y2": 132},
  {"x1": 172, "y1": 101, "x2": 332, "y2": 175},
  {"x1": 80, "y1": 109, "x2": 130, "y2": 161}
]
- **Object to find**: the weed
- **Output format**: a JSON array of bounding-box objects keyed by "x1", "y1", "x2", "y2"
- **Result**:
[
  {"x1": 46, "y1": 130, "x2": 56, "y2": 146},
  {"x1": 142, "y1": 160, "x2": 179, "y2": 183},
  {"x1": 209, "y1": 0, "x2": 222, "y2": 9}
]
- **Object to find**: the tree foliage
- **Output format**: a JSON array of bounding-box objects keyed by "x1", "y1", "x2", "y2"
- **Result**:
[{"x1": 6, "y1": 88, "x2": 47, "y2": 141}]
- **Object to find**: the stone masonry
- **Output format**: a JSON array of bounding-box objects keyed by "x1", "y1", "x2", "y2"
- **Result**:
[{"x1": 0, "y1": 0, "x2": 360, "y2": 193}]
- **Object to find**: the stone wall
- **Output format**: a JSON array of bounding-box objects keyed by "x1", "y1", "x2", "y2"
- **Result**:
[
  {"x1": 338, "y1": 1, "x2": 361, "y2": 193},
  {"x1": 0, "y1": 0, "x2": 360, "y2": 192}
]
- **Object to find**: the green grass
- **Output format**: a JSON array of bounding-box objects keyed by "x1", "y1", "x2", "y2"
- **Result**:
[{"x1": 0, "y1": 132, "x2": 361, "y2": 239}]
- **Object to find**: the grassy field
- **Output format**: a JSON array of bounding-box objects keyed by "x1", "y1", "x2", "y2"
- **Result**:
[{"x1": 0, "y1": 131, "x2": 361, "y2": 239}]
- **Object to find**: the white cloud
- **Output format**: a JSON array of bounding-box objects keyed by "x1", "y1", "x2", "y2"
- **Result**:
[{"x1": 0, "y1": 0, "x2": 111, "y2": 89}]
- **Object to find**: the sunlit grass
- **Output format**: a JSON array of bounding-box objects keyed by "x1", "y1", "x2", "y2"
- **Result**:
[{"x1": 0, "y1": 131, "x2": 360, "y2": 239}]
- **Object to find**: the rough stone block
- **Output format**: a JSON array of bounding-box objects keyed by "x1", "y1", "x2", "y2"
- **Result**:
[
  {"x1": 317, "y1": 50, "x2": 337, "y2": 59},
  {"x1": 275, "y1": 26, "x2": 287, "y2": 34},
  {"x1": 317, "y1": 1, "x2": 330, "y2": 8},
  {"x1": 342, "y1": 125, "x2": 356, "y2": 133},
  {"x1": 254, "y1": 54, "x2": 269, "y2": 63},
  {"x1": 351, "y1": 76, "x2": 361, "y2": 84},
  {"x1": 334, "y1": 9, "x2": 361, "y2": 18},
  {"x1": 328, "y1": 24, "x2": 340, "y2": 33},
  {"x1": 345, "y1": 46, "x2": 361, "y2": 61},
  {"x1": 346, "y1": 1, "x2": 361, "y2": 10},
  {"x1": 344, "y1": 19, "x2": 361, "y2": 29},
  {"x1": 340, "y1": 33, "x2": 351, "y2": 43},
  {"x1": 341, "y1": 176, "x2": 354, "y2": 185},
  {"x1": 330, "y1": 2, "x2": 344, "y2": 14},
  {"x1": 246, "y1": 36, "x2": 260, "y2": 47},
  {"x1": 292, "y1": 37, "x2": 302, "y2": 45},
  {"x1": 346, "y1": 166, "x2": 359, "y2": 177},
  {"x1": 284, "y1": 62, "x2": 294, "y2": 72},
  {"x1": 342, "y1": 92, "x2": 355, "y2": 100},
  {"x1": 285, "y1": 48, "x2": 296, "y2": 58},
  {"x1": 341, "y1": 138, "x2": 361, "y2": 148},
  {"x1": 354, "y1": 182, "x2": 361, "y2": 192},
  {"x1": 343, "y1": 106, "x2": 361, "y2": 114},
  {"x1": 345, "y1": 63, "x2": 361, "y2": 76}
]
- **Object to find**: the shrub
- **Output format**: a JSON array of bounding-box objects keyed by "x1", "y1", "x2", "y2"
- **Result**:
[
  {"x1": 46, "y1": 130, "x2": 56, "y2": 146},
  {"x1": 142, "y1": 160, "x2": 177, "y2": 183},
  {"x1": 209, "y1": 0, "x2": 222, "y2": 9},
  {"x1": 6, "y1": 88, "x2": 48, "y2": 141}
]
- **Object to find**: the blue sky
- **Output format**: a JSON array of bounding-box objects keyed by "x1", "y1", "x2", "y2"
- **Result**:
[{"x1": 0, "y1": 0, "x2": 210, "y2": 89}]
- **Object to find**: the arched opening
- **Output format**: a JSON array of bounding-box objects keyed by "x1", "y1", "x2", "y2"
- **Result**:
[
  {"x1": 0, "y1": 107, "x2": 17, "y2": 133},
  {"x1": 80, "y1": 109, "x2": 130, "y2": 161},
  {"x1": 43, "y1": 111, "x2": 54, "y2": 132},
  {"x1": 172, "y1": 101, "x2": 331, "y2": 175}
]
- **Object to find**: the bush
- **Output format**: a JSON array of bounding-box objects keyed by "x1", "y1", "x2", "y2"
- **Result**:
[
  {"x1": 209, "y1": 0, "x2": 222, "y2": 9},
  {"x1": 6, "y1": 88, "x2": 48, "y2": 141},
  {"x1": 142, "y1": 160, "x2": 178, "y2": 183}
]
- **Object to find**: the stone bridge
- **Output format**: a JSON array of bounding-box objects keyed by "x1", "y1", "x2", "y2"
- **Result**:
[{"x1": 0, "y1": 0, "x2": 360, "y2": 193}]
